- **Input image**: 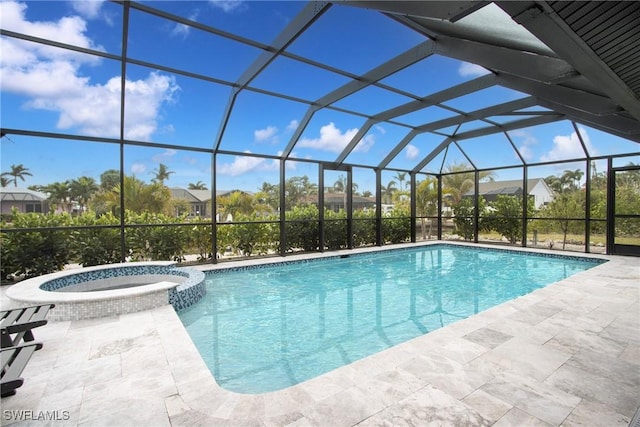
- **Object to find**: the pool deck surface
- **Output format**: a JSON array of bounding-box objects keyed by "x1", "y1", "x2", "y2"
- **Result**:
[{"x1": 1, "y1": 242, "x2": 639, "y2": 426}]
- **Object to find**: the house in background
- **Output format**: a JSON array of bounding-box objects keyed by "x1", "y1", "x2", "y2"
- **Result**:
[
  {"x1": 303, "y1": 193, "x2": 377, "y2": 212},
  {"x1": 0, "y1": 187, "x2": 49, "y2": 214},
  {"x1": 170, "y1": 188, "x2": 254, "y2": 219},
  {"x1": 171, "y1": 188, "x2": 211, "y2": 217},
  {"x1": 464, "y1": 178, "x2": 554, "y2": 209}
]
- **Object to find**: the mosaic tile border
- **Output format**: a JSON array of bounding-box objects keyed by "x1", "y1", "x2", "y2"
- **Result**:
[
  {"x1": 204, "y1": 243, "x2": 606, "y2": 278},
  {"x1": 7, "y1": 263, "x2": 206, "y2": 320}
]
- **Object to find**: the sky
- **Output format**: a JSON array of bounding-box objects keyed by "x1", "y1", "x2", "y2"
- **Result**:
[{"x1": 1, "y1": 0, "x2": 639, "y2": 194}]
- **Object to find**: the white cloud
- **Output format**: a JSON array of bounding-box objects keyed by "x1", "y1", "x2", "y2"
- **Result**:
[
  {"x1": 509, "y1": 129, "x2": 537, "y2": 161},
  {"x1": 374, "y1": 125, "x2": 386, "y2": 135},
  {"x1": 405, "y1": 144, "x2": 419, "y2": 160},
  {"x1": 286, "y1": 120, "x2": 299, "y2": 132},
  {"x1": 541, "y1": 127, "x2": 593, "y2": 162},
  {"x1": 0, "y1": 1, "x2": 179, "y2": 141},
  {"x1": 254, "y1": 125, "x2": 278, "y2": 143},
  {"x1": 172, "y1": 11, "x2": 199, "y2": 38},
  {"x1": 1, "y1": 1, "x2": 103, "y2": 56},
  {"x1": 209, "y1": 0, "x2": 245, "y2": 13},
  {"x1": 297, "y1": 122, "x2": 374, "y2": 153},
  {"x1": 131, "y1": 163, "x2": 146, "y2": 174},
  {"x1": 152, "y1": 149, "x2": 177, "y2": 163},
  {"x1": 70, "y1": 0, "x2": 104, "y2": 20},
  {"x1": 218, "y1": 151, "x2": 278, "y2": 176},
  {"x1": 458, "y1": 62, "x2": 490, "y2": 77}
]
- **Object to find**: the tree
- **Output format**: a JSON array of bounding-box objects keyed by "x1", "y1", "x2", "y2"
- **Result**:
[
  {"x1": 152, "y1": 163, "x2": 174, "y2": 185},
  {"x1": 90, "y1": 175, "x2": 173, "y2": 216},
  {"x1": 561, "y1": 168, "x2": 584, "y2": 191},
  {"x1": 217, "y1": 191, "x2": 255, "y2": 220},
  {"x1": 69, "y1": 176, "x2": 99, "y2": 212},
  {"x1": 451, "y1": 197, "x2": 487, "y2": 241},
  {"x1": 284, "y1": 175, "x2": 317, "y2": 210},
  {"x1": 42, "y1": 181, "x2": 72, "y2": 212},
  {"x1": 256, "y1": 182, "x2": 279, "y2": 211},
  {"x1": 415, "y1": 177, "x2": 438, "y2": 239},
  {"x1": 542, "y1": 191, "x2": 584, "y2": 249},
  {"x1": 442, "y1": 162, "x2": 494, "y2": 205},
  {"x1": 332, "y1": 175, "x2": 358, "y2": 193},
  {"x1": 188, "y1": 181, "x2": 207, "y2": 190},
  {"x1": 333, "y1": 175, "x2": 358, "y2": 210},
  {"x1": 1, "y1": 164, "x2": 32, "y2": 187},
  {"x1": 381, "y1": 180, "x2": 397, "y2": 204},
  {"x1": 394, "y1": 172, "x2": 407, "y2": 191},
  {"x1": 100, "y1": 169, "x2": 120, "y2": 191},
  {"x1": 486, "y1": 195, "x2": 535, "y2": 244}
]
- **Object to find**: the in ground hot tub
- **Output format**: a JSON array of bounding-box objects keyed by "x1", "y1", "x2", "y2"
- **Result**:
[{"x1": 5, "y1": 261, "x2": 205, "y2": 321}]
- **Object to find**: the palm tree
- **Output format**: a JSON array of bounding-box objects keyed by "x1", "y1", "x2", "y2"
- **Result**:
[
  {"x1": 1, "y1": 164, "x2": 32, "y2": 187},
  {"x1": 442, "y1": 162, "x2": 494, "y2": 205},
  {"x1": 152, "y1": 163, "x2": 174, "y2": 185},
  {"x1": 188, "y1": 181, "x2": 208, "y2": 190},
  {"x1": 394, "y1": 172, "x2": 407, "y2": 191},
  {"x1": 217, "y1": 191, "x2": 254, "y2": 220},
  {"x1": 545, "y1": 175, "x2": 563, "y2": 194},
  {"x1": 561, "y1": 169, "x2": 584, "y2": 191},
  {"x1": 69, "y1": 176, "x2": 99, "y2": 212},
  {"x1": 0, "y1": 176, "x2": 9, "y2": 187},
  {"x1": 381, "y1": 180, "x2": 397, "y2": 204},
  {"x1": 42, "y1": 181, "x2": 72, "y2": 212},
  {"x1": 90, "y1": 175, "x2": 173, "y2": 216},
  {"x1": 333, "y1": 175, "x2": 358, "y2": 194},
  {"x1": 416, "y1": 177, "x2": 438, "y2": 238}
]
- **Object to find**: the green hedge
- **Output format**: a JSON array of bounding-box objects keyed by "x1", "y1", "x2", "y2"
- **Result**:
[{"x1": 1, "y1": 206, "x2": 411, "y2": 279}]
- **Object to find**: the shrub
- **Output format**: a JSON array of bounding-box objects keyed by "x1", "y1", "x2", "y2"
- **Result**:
[
  {"x1": 72, "y1": 211, "x2": 121, "y2": 266},
  {"x1": 1, "y1": 209, "x2": 73, "y2": 278}
]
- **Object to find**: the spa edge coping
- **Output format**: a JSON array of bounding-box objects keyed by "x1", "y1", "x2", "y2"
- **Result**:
[{"x1": 4, "y1": 261, "x2": 206, "y2": 319}]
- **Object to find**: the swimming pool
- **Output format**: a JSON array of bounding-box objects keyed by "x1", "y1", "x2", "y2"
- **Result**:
[{"x1": 179, "y1": 244, "x2": 604, "y2": 394}]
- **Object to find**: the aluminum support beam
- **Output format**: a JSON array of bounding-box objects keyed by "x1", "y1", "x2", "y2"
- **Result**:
[
  {"x1": 285, "y1": 40, "x2": 435, "y2": 161},
  {"x1": 337, "y1": 1, "x2": 488, "y2": 22},
  {"x1": 434, "y1": 35, "x2": 576, "y2": 84},
  {"x1": 497, "y1": 74, "x2": 622, "y2": 117},
  {"x1": 497, "y1": 1, "x2": 640, "y2": 122},
  {"x1": 378, "y1": 96, "x2": 536, "y2": 169},
  {"x1": 451, "y1": 114, "x2": 563, "y2": 141},
  {"x1": 412, "y1": 137, "x2": 453, "y2": 173},
  {"x1": 214, "y1": 1, "x2": 331, "y2": 151}
]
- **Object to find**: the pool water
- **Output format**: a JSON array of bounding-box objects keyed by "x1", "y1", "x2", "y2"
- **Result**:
[{"x1": 178, "y1": 245, "x2": 603, "y2": 393}]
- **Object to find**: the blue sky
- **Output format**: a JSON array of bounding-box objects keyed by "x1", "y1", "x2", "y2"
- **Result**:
[{"x1": 1, "y1": 0, "x2": 639, "y2": 194}]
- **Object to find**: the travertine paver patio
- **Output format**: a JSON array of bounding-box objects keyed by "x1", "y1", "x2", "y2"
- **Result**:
[{"x1": 1, "y1": 244, "x2": 638, "y2": 426}]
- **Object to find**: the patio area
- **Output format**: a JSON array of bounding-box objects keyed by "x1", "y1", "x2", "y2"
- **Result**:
[{"x1": 1, "y1": 245, "x2": 638, "y2": 427}]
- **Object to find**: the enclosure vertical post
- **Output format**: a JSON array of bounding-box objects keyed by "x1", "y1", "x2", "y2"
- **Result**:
[
  {"x1": 606, "y1": 157, "x2": 614, "y2": 255},
  {"x1": 410, "y1": 172, "x2": 416, "y2": 243},
  {"x1": 522, "y1": 167, "x2": 528, "y2": 247},
  {"x1": 318, "y1": 164, "x2": 325, "y2": 252},
  {"x1": 584, "y1": 160, "x2": 592, "y2": 253},
  {"x1": 437, "y1": 174, "x2": 443, "y2": 240},
  {"x1": 474, "y1": 170, "x2": 480, "y2": 243},
  {"x1": 347, "y1": 167, "x2": 353, "y2": 249},
  {"x1": 212, "y1": 153, "x2": 218, "y2": 263},
  {"x1": 118, "y1": 2, "x2": 130, "y2": 263},
  {"x1": 280, "y1": 159, "x2": 286, "y2": 256},
  {"x1": 376, "y1": 169, "x2": 382, "y2": 246}
]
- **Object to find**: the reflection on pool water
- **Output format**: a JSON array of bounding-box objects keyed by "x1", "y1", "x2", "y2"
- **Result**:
[{"x1": 179, "y1": 244, "x2": 604, "y2": 394}]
